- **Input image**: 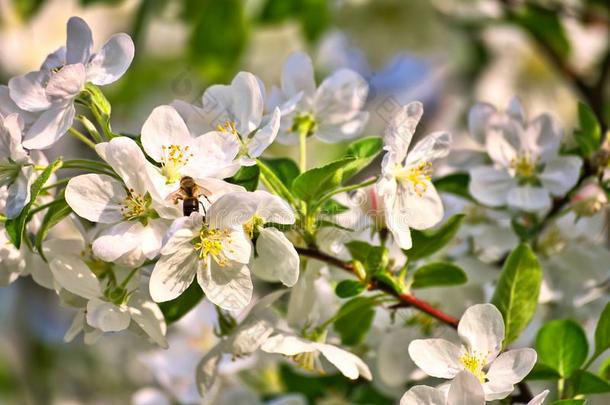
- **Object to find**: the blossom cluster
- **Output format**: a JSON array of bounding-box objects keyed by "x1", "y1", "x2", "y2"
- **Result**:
[{"x1": 1, "y1": 16, "x2": 608, "y2": 405}]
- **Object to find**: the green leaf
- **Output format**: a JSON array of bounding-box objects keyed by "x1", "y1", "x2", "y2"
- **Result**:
[
  {"x1": 257, "y1": 159, "x2": 297, "y2": 206},
  {"x1": 536, "y1": 319, "x2": 589, "y2": 378},
  {"x1": 158, "y1": 281, "x2": 204, "y2": 324},
  {"x1": 491, "y1": 243, "x2": 542, "y2": 346},
  {"x1": 345, "y1": 241, "x2": 388, "y2": 277},
  {"x1": 5, "y1": 159, "x2": 62, "y2": 248},
  {"x1": 292, "y1": 158, "x2": 355, "y2": 204},
  {"x1": 550, "y1": 401, "x2": 585, "y2": 405},
  {"x1": 226, "y1": 165, "x2": 259, "y2": 191},
  {"x1": 342, "y1": 136, "x2": 383, "y2": 181},
  {"x1": 335, "y1": 280, "x2": 365, "y2": 298},
  {"x1": 411, "y1": 262, "x2": 467, "y2": 289},
  {"x1": 574, "y1": 102, "x2": 602, "y2": 157},
  {"x1": 320, "y1": 199, "x2": 350, "y2": 215},
  {"x1": 405, "y1": 214, "x2": 465, "y2": 261},
  {"x1": 35, "y1": 197, "x2": 72, "y2": 261},
  {"x1": 599, "y1": 355, "x2": 610, "y2": 380},
  {"x1": 526, "y1": 362, "x2": 562, "y2": 380},
  {"x1": 594, "y1": 301, "x2": 610, "y2": 358},
  {"x1": 433, "y1": 173, "x2": 472, "y2": 201},
  {"x1": 333, "y1": 296, "x2": 376, "y2": 345},
  {"x1": 259, "y1": 157, "x2": 300, "y2": 189},
  {"x1": 572, "y1": 370, "x2": 610, "y2": 395}
]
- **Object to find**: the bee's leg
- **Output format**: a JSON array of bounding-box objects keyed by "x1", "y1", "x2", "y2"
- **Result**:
[{"x1": 199, "y1": 200, "x2": 207, "y2": 216}]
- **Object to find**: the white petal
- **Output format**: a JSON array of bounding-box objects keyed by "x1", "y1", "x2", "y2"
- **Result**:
[
  {"x1": 128, "y1": 292, "x2": 168, "y2": 348},
  {"x1": 8, "y1": 71, "x2": 52, "y2": 112},
  {"x1": 66, "y1": 17, "x2": 92, "y2": 64},
  {"x1": 251, "y1": 190, "x2": 295, "y2": 224},
  {"x1": 101, "y1": 136, "x2": 156, "y2": 195},
  {"x1": 23, "y1": 104, "x2": 75, "y2": 150},
  {"x1": 195, "y1": 343, "x2": 223, "y2": 395},
  {"x1": 282, "y1": 52, "x2": 316, "y2": 97},
  {"x1": 0, "y1": 85, "x2": 37, "y2": 124},
  {"x1": 132, "y1": 388, "x2": 171, "y2": 405},
  {"x1": 141, "y1": 105, "x2": 193, "y2": 163},
  {"x1": 507, "y1": 186, "x2": 551, "y2": 212},
  {"x1": 5, "y1": 166, "x2": 33, "y2": 219},
  {"x1": 383, "y1": 101, "x2": 422, "y2": 160},
  {"x1": 527, "y1": 390, "x2": 549, "y2": 405},
  {"x1": 314, "y1": 69, "x2": 368, "y2": 125},
  {"x1": 207, "y1": 191, "x2": 257, "y2": 230},
  {"x1": 486, "y1": 348, "x2": 536, "y2": 386},
  {"x1": 539, "y1": 156, "x2": 582, "y2": 196},
  {"x1": 230, "y1": 318, "x2": 275, "y2": 356},
  {"x1": 92, "y1": 221, "x2": 145, "y2": 262},
  {"x1": 486, "y1": 127, "x2": 518, "y2": 168},
  {"x1": 45, "y1": 64, "x2": 86, "y2": 102},
  {"x1": 525, "y1": 114, "x2": 561, "y2": 162},
  {"x1": 317, "y1": 343, "x2": 372, "y2": 380},
  {"x1": 248, "y1": 107, "x2": 280, "y2": 157},
  {"x1": 86, "y1": 298, "x2": 131, "y2": 332},
  {"x1": 49, "y1": 254, "x2": 101, "y2": 299},
  {"x1": 64, "y1": 309, "x2": 85, "y2": 342},
  {"x1": 468, "y1": 102, "x2": 496, "y2": 144},
  {"x1": 87, "y1": 33, "x2": 135, "y2": 85},
  {"x1": 507, "y1": 97, "x2": 525, "y2": 124},
  {"x1": 261, "y1": 334, "x2": 317, "y2": 355},
  {"x1": 224, "y1": 228, "x2": 252, "y2": 264},
  {"x1": 400, "y1": 386, "x2": 446, "y2": 405},
  {"x1": 458, "y1": 303, "x2": 504, "y2": 362},
  {"x1": 447, "y1": 370, "x2": 486, "y2": 405},
  {"x1": 408, "y1": 338, "x2": 463, "y2": 379},
  {"x1": 482, "y1": 381, "x2": 516, "y2": 401},
  {"x1": 251, "y1": 227, "x2": 299, "y2": 287},
  {"x1": 315, "y1": 111, "x2": 369, "y2": 143},
  {"x1": 391, "y1": 180, "x2": 444, "y2": 230},
  {"x1": 468, "y1": 166, "x2": 515, "y2": 207},
  {"x1": 231, "y1": 71, "x2": 264, "y2": 134},
  {"x1": 405, "y1": 131, "x2": 452, "y2": 166},
  {"x1": 65, "y1": 174, "x2": 126, "y2": 223},
  {"x1": 197, "y1": 261, "x2": 252, "y2": 310},
  {"x1": 149, "y1": 243, "x2": 198, "y2": 302},
  {"x1": 377, "y1": 328, "x2": 419, "y2": 387}
]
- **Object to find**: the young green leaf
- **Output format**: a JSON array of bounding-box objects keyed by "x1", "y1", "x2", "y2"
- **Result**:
[
  {"x1": 345, "y1": 240, "x2": 388, "y2": 277},
  {"x1": 433, "y1": 173, "x2": 472, "y2": 201},
  {"x1": 320, "y1": 199, "x2": 350, "y2": 215},
  {"x1": 491, "y1": 243, "x2": 542, "y2": 346},
  {"x1": 536, "y1": 319, "x2": 588, "y2": 378},
  {"x1": 411, "y1": 262, "x2": 467, "y2": 289},
  {"x1": 405, "y1": 214, "x2": 465, "y2": 261},
  {"x1": 335, "y1": 279, "x2": 365, "y2": 298},
  {"x1": 549, "y1": 401, "x2": 585, "y2": 405},
  {"x1": 342, "y1": 136, "x2": 383, "y2": 181},
  {"x1": 35, "y1": 197, "x2": 72, "y2": 260},
  {"x1": 594, "y1": 301, "x2": 610, "y2": 359},
  {"x1": 333, "y1": 296, "x2": 376, "y2": 345},
  {"x1": 259, "y1": 157, "x2": 300, "y2": 188},
  {"x1": 292, "y1": 158, "x2": 355, "y2": 204},
  {"x1": 574, "y1": 102, "x2": 602, "y2": 157},
  {"x1": 571, "y1": 370, "x2": 610, "y2": 395},
  {"x1": 526, "y1": 362, "x2": 562, "y2": 380},
  {"x1": 5, "y1": 159, "x2": 63, "y2": 248},
  {"x1": 159, "y1": 281, "x2": 204, "y2": 324}
]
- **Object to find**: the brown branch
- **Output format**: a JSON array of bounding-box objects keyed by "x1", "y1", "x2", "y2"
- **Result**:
[{"x1": 295, "y1": 247, "x2": 459, "y2": 328}]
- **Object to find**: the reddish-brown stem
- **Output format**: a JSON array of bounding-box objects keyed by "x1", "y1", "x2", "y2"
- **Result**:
[{"x1": 295, "y1": 247, "x2": 459, "y2": 328}]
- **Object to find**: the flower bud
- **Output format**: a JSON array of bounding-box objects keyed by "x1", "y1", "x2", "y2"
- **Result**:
[
  {"x1": 355, "y1": 185, "x2": 386, "y2": 229},
  {"x1": 571, "y1": 179, "x2": 608, "y2": 216}
]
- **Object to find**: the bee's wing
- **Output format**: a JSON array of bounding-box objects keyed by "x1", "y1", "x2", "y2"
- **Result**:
[
  {"x1": 192, "y1": 184, "x2": 213, "y2": 199},
  {"x1": 165, "y1": 189, "x2": 188, "y2": 204}
]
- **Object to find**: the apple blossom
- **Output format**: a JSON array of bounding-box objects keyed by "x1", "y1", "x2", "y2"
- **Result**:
[
  {"x1": 7, "y1": 17, "x2": 134, "y2": 149},
  {"x1": 400, "y1": 371, "x2": 485, "y2": 405},
  {"x1": 408, "y1": 303, "x2": 537, "y2": 401},
  {"x1": 376, "y1": 101, "x2": 451, "y2": 249}
]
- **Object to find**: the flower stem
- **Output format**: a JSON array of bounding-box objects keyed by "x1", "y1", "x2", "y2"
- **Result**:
[
  {"x1": 68, "y1": 128, "x2": 97, "y2": 150},
  {"x1": 299, "y1": 127, "x2": 307, "y2": 172}
]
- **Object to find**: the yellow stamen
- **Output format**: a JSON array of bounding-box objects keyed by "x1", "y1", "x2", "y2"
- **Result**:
[
  {"x1": 510, "y1": 151, "x2": 538, "y2": 179},
  {"x1": 216, "y1": 120, "x2": 238, "y2": 136},
  {"x1": 291, "y1": 351, "x2": 324, "y2": 374},
  {"x1": 193, "y1": 225, "x2": 232, "y2": 267},
  {"x1": 120, "y1": 188, "x2": 150, "y2": 221},
  {"x1": 459, "y1": 352, "x2": 487, "y2": 383},
  {"x1": 395, "y1": 161, "x2": 433, "y2": 197},
  {"x1": 160, "y1": 144, "x2": 193, "y2": 184},
  {"x1": 243, "y1": 214, "x2": 265, "y2": 239}
]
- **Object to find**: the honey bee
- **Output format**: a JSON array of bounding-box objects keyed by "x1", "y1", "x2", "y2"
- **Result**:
[{"x1": 166, "y1": 176, "x2": 211, "y2": 216}]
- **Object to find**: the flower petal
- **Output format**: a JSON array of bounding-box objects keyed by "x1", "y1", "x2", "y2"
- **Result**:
[
  {"x1": 87, "y1": 33, "x2": 135, "y2": 85},
  {"x1": 128, "y1": 292, "x2": 168, "y2": 348},
  {"x1": 447, "y1": 370, "x2": 486, "y2": 405},
  {"x1": 149, "y1": 243, "x2": 198, "y2": 302},
  {"x1": 8, "y1": 71, "x2": 52, "y2": 112},
  {"x1": 486, "y1": 348, "x2": 536, "y2": 386},
  {"x1": 231, "y1": 71, "x2": 264, "y2": 134},
  {"x1": 282, "y1": 51, "x2": 316, "y2": 97},
  {"x1": 197, "y1": 261, "x2": 252, "y2": 311},
  {"x1": 468, "y1": 102, "x2": 496, "y2": 144},
  {"x1": 141, "y1": 105, "x2": 193, "y2": 163},
  {"x1": 405, "y1": 131, "x2": 452, "y2": 166},
  {"x1": 383, "y1": 101, "x2": 422, "y2": 160},
  {"x1": 457, "y1": 303, "x2": 504, "y2": 362},
  {"x1": 248, "y1": 107, "x2": 280, "y2": 158},
  {"x1": 101, "y1": 136, "x2": 156, "y2": 195},
  {"x1": 539, "y1": 156, "x2": 582, "y2": 196},
  {"x1": 506, "y1": 186, "x2": 551, "y2": 212},
  {"x1": 45, "y1": 64, "x2": 86, "y2": 102},
  {"x1": 66, "y1": 17, "x2": 93, "y2": 64},
  {"x1": 86, "y1": 297, "x2": 131, "y2": 332},
  {"x1": 527, "y1": 390, "x2": 549, "y2": 405},
  {"x1": 400, "y1": 386, "x2": 446, "y2": 405},
  {"x1": 314, "y1": 68, "x2": 368, "y2": 125},
  {"x1": 408, "y1": 338, "x2": 463, "y2": 379},
  {"x1": 317, "y1": 342, "x2": 372, "y2": 380},
  {"x1": 23, "y1": 104, "x2": 75, "y2": 150},
  {"x1": 251, "y1": 227, "x2": 299, "y2": 287},
  {"x1": 65, "y1": 173, "x2": 126, "y2": 223},
  {"x1": 468, "y1": 166, "x2": 515, "y2": 207},
  {"x1": 49, "y1": 254, "x2": 101, "y2": 299}
]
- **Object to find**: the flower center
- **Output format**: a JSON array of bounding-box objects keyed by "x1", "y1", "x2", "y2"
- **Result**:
[
  {"x1": 459, "y1": 352, "x2": 487, "y2": 383},
  {"x1": 291, "y1": 113, "x2": 317, "y2": 137},
  {"x1": 217, "y1": 120, "x2": 238, "y2": 136},
  {"x1": 243, "y1": 214, "x2": 265, "y2": 239},
  {"x1": 291, "y1": 351, "x2": 324, "y2": 374},
  {"x1": 120, "y1": 189, "x2": 151, "y2": 221},
  {"x1": 193, "y1": 225, "x2": 232, "y2": 267},
  {"x1": 160, "y1": 144, "x2": 193, "y2": 184},
  {"x1": 395, "y1": 161, "x2": 433, "y2": 197},
  {"x1": 510, "y1": 151, "x2": 538, "y2": 180}
]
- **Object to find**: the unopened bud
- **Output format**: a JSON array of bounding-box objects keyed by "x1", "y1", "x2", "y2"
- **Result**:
[{"x1": 571, "y1": 179, "x2": 608, "y2": 216}]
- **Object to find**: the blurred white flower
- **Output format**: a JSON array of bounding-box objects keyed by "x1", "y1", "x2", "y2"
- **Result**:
[
  {"x1": 149, "y1": 194, "x2": 253, "y2": 310},
  {"x1": 268, "y1": 51, "x2": 369, "y2": 144},
  {"x1": 570, "y1": 178, "x2": 608, "y2": 217},
  {"x1": 172, "y1": 72, "x2": 281, "y2": 166},
  {"x1": 408, "y1": 303, "x2": 536, "y2": 401},
  {"x1": 377, "y1": 101, "x2": 451, "y2": 249},
  {"x1": 468, "y1": 99, "x2": 582, "y2": 212},
  {"x1": 400, "y1": 370, "x2": 485, "y2": 405},
  {"x1": 7, "y1": 16, "x2": 134, "y2": 149}
]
